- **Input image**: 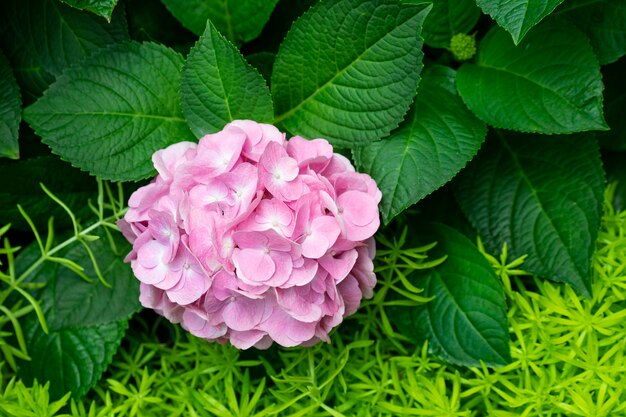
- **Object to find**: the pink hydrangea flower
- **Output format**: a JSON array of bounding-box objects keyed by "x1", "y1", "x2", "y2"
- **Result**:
[{"x1": 120, "y1": 121, "x2": 381, "y2": 349}]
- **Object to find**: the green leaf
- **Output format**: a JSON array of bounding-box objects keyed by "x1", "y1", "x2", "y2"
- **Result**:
[
  {"x1": 598, "y1": 58, "x2": 626, "y2": 151},
  {"x1": 160, "y1": 0, "x2": 279, "y2": 43},
  {"x1": 0, "y1": 0, "x2": 128, "y2": 101},
  {"x1": 455, "y1": 132, "x2": 605, "y2": 297},
  {"x1": 416, "y1": 0, "x2": 480, "y2": 48},
  {"x1": 0, "y1": 50, "x2": 21, "y2": 159},
  {"x1": 0, "y1": 156, "x2": 96, "y2": 231},
  {"x1": 475, "y1": 0, "x2": 564, "y2": 44},
  {"x1": 456, "y1": 20, "x2": 608, "y2": 134},
  {"x1": 354, "y1": 66, "x2": 487, "y2": 224},
  {"x1": 392, "y1": 223, "x2": 510, "y2": 367},
  {"x1": 24, "y1": 42, "x2": 195, "y2": 182},
  {"x1": 272, "y1": 0, "x2": 430, "y2": 148},
  {"x1": 19, "y1": 319, "x2": 128, "y2": 400},
  {"x1": 45, "y1": 235, "x2": 141, "y2": 328},
  {"x1": 58, "y1": 0, "x2": 119, "y2": 21},
  {"x1": 181, "y1": 22, "x2": 274, "y2": 138},
  {"x1": 16, "y1": 231, "x2": 139, "y2": 400},
  {"x1": 555, "y1": 0, "x2": 626, "y2": 65}
]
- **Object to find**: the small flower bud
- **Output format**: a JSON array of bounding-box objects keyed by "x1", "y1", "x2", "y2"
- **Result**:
[{"x1": 450, "y1": 33, "x2": 476, "y2": 61}]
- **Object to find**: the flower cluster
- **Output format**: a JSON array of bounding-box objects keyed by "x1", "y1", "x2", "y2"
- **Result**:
[{"x1": 120, "y1": 120, "x2": 381, "y2": 348}]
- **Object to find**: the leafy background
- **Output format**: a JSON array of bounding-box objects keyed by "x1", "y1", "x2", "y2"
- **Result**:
[{"x1": 0, "y1": 0, "x2": 625, "y2": 414}]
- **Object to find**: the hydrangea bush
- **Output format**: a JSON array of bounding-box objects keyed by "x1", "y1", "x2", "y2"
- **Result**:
[
  {"x1": 0, "y1": 0, "x2": 624, "y2": 413},
  {"x1": 121, "y1": 121, "x2": 380, "y2": 348}
]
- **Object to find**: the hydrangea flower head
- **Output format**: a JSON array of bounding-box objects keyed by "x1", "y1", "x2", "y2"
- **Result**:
[{"x1": 120, "y1": 121, "x2": 381, "y2": 349}]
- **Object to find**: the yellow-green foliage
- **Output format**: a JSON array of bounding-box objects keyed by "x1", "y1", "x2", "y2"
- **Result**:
[{"x1": 2, "y1": 186, "x2": 626, "y2": 417}]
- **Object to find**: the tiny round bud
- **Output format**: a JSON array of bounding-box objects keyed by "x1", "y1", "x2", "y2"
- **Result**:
[{"x1": 450, "y1": 33, "x2": 476, "y2": 61}]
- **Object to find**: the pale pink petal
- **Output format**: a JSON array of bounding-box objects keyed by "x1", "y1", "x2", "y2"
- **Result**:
[
  {"x1": 301, "y1": 216, "x2": 341, "y2": 259},
  {"x1": 233, "y1": 248, "x2": 275, "y2": 284},
  {"x1": 319, "y1": 249, "x2": 358, "y2": 282}
]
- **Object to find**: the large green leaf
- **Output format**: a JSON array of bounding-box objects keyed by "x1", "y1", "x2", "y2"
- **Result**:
[
  {"x1": 24, "y1": 42, "x2": 195, "y2": 182},
  {"x1": 555, "y1": 0, "x2": 626, "y2": 65},
  {"x1": 455, "y1": 133, "x2": 605, "y2": 297},
  {"x1": 272, "y1": 0, "x2": 430, "y2": 148},
  {"x1": 0, "y1": 156, "x2": 96, "y2": 231},
  {"x1": 45, "y1": 235, "x2": 140, "y2": 328},
  {"x1": 0, "y1": 0, "x2": 128, "y2": 101},
  {"x1": 416, "y1": 0, "x2": 480, "y2": 48},
  {"x1": 598, "y1": 58, "x2": 626, "y2": 151},
  {"x1": 16, "y1": 231, "x2": 140, "y2": 400},
  {"x1": 475, "y1": 0, "x2": 564, "y2": 44},
  {"x1": 354, "y1": 66, "x2": 486, "y2": 224},
  {"x1": 160, "y1": 0, "x2": 279, "y2": 43},
  {"x1": 19, "y1": 320, "x2": 128, "y2": 400},
  {"x1": 392, "y1": 223, "x2": 510, "y2": 367},
  {"x1": 0, "y1": 50, "x2": 20, "y2": 159},
  {"x1": 457, "y1": 21, "x2": 608, "y2": 134},
  {"x1": 58, "y1": 0, "x2": 119, "y2": 21},
  {"x1": 181, "y1": 22, "x2": 274, "y2": 138}
]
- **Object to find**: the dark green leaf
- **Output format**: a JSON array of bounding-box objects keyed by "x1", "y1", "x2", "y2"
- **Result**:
[
  {"x1": 416, "y1": 0, "x2": 480, "y2": 48},
  {"x1": 272, "y1": 0, "x2": 430, "y2": 148},
  {"x1": 354, "y1": 66, "x2": 487, "y2": 224},
  {"x1": 598, "y1": 58, "x2": 626, "y2": 151},
  {"x1": 392, "y1": 223, "x2": 510, "y2": 367},
  {"x1": 0, "y1": 0, "x2": 128, "y2": 101},
  {"x1": 475, "y1": 0, "x2": 564, "y2": 44},
  {"x1": 555, "y1": 0, "x2": 626, "y2": 65},
  {"x1": 0, "y1": 50, "x2": 20, "y2": 159},
  {"x1": 160, "y1": 0, "x2": 279, "y2": 43},
  {"x1": 46, "y1": 234, "x2": 141, "y2": 328},
  {"x1": 455, "y1": 132, "x2": 605, "y2": 297},
  {"x1": 181, "y1": 22, "x2": 274, "y2": 137},
  {"x1": 24, "y1": 42, "x2": 195, "y2": 181},
  {"x1": 457, "y1": 20, "x2": 608, "y2": 134},
  {"x1": 16, "y1": 230, "x2": 139, "y2": 400},
  {"x1": 0, "y1": 156, "x2": 96, "y2": 231},
  {"x1": 19, "y1": 319, "x2": 128, "y2": 400},
  {"x1": 58, "y1": 0, "x2": 119, "y2": 21}
]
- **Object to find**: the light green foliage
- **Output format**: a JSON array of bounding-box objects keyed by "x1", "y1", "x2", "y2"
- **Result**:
[
  {"x1": 0, "y1": 225, "x2": 48, "y2": 373},
  {"x1": 160, "y1": 0, "x2": 279, "y2": 43},
  {"x1": 555, "y1": 0, "x2": 626, "y2": 65},
  {"x1": 272, "y1": 0, "x2": 430, "y2": 148},
  {"x1": 475, "y1": 0, "x2": 564, "y2": 44},
  {"x1": 457, "y1": 20, "x2": 608, "y2": 134},
  {"x1": 0, "y1": 50, "x2": 21, "y2": 159},
  {"x1": 24, "y1": 42, "x2": 195, "y2": 181},
  {"x1": 4, "y1": 189, "x2": 626, "y2": 415},
  {"x1": 416, "y1": 0, "x2": 480, "y2": 49},
  {"x1": 354, "y1": 66, "x2": 486, "y2": 223},
  {"x1": 58, "y1": 0, "x2": 119, "y2": 21},
  {"x1": 393, "y1": 223, "x2": 511, "y2": 367},
  {"x1": 455, "y1": 132, "x2": 605, "y2": 297},
  {"x1": 0, "y1": 0, "x2": 128, "y2": 100},
  {"x1": 181, "y1": 22, "x2": 274, "y2": 138},
  {"x1": 0, "y1": 379, "x2": 71, "y2": 417}
]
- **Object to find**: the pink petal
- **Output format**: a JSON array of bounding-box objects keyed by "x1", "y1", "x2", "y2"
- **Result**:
[
  {"x1": 233, "y1": 248, "x2": 275, "y2": 284},
  {"x1": 301, "y1": 216, "x2": 341, "y2": 259},
  {"x1": 318, "y1": 249, "x2": 358, "y2": 282},
  {"x1": 223, "y1": 297, "x2": 268, "y2": 331},
  {"x1": 276, "y1": 287, "x2": 323, "y2": 323}
]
